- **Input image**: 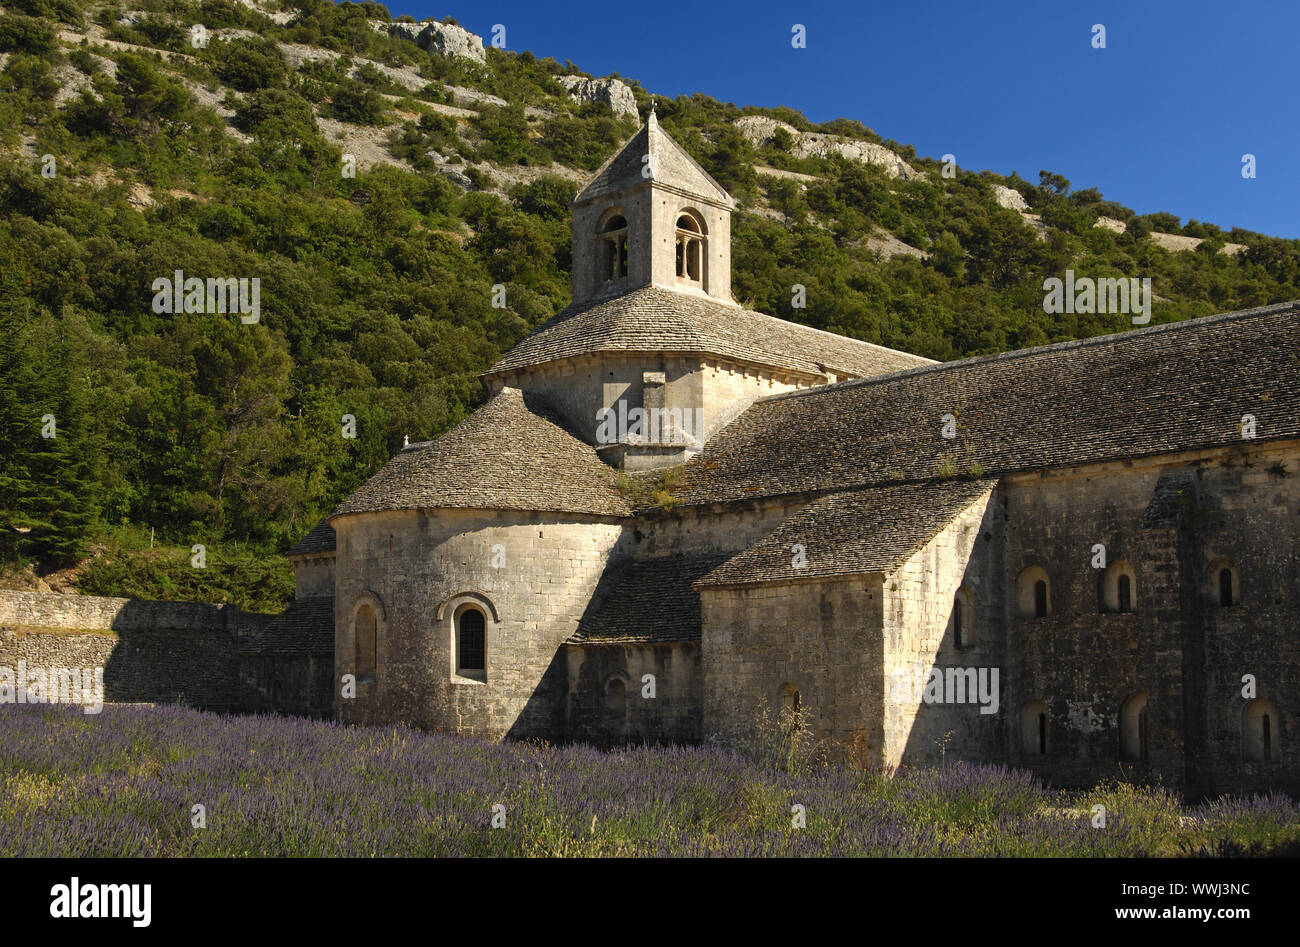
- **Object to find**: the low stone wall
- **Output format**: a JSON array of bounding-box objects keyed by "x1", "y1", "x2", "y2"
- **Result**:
[
  {"x1": 0, "y1": 589, "x2": 271, "y2": 637},
  {"x1": 0, "y1": 591, "x2": 276, "y2": 711}
]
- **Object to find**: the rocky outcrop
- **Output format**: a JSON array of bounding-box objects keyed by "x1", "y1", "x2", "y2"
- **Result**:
[
  {"x1": 735, "y1": 115, "x2": 793, "y2": 145},
  {"x1": 993, "y1": 185, "x2": 1028, "y2": 211},
  {"x1": 419, "y1": 21, "x2": 486, "y2": 62},
  {"x1": 794, "y1": 134, "x2": 917, "y2": 180},
  {"x1": 1148, "y1": 230, "x2": 1248, "y2": 256},
  {"x1": 446, "y1": 84, "x2": 507, "y2": 108},
  {"x1": 371, "y1": 19, "x2": 486, "y2": 63},
  {"x1": 554, "y1": 75, "x2": 638, "y2": 120},
  {"x1": 1095, "y1": 217, "x2": 1245, "y2": 255},
  {"x1": 383, "y1": 20, "x2": 425, "y2": 43},
  {"x1": 232, "y1": 0, "x2": 296, "y2": 24},
  {"x1": 734, "y1": 115, "x2": 917, "y2": 180}
]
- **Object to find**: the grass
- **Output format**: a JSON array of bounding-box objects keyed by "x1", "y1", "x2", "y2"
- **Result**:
[
  {"x1": 614, "y1": 466, "x2": 685, "y2": 511},
  {"x1": 0, "y1": 625, "x2": 117, "y2": 637},
  {"x1": 2, "y1": 705, "x2": 1297, "y2": 857}
]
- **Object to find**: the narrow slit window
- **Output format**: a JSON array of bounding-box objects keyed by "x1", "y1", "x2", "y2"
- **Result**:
[
  {"x1": 457, "y1": 608, "x2": 486, "y2": 675},
  {"x1": 1219, "y1": 568, "x2": 1234, "y2": 606},
  {"x1": 355, "y1": 604, "x2": 377, "y2": 682}
]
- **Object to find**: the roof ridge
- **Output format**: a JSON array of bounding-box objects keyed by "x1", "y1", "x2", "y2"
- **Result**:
[
  {"x1": 483, "y1": 283, "x2": 933, "y2": 378},
  {"x1": 645, "y1": 117, "x2": 733, "y2": 209},
  {"x1": 571, "y1": 123, "x2": 647, "y2": 205},
  {"x1": 723, "y1": 294, "x2": 938, "y2": 364},
  {"x1": 572, "y1": 116, "x2": 733, "y2": 208},
  {"x1": 695, "y1": 477, "x2": 999, "y2": 588},
  {"x1": 759, "y1": 299, "x2": 1300, "y2": 405}
]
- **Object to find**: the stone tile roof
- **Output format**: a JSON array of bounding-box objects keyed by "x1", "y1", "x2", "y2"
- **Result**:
[
  {"x1": 484, "y1": 284, "x2": 936, "y2": 380},
  {"x1": 574, "y1": 110, "x2": 733, "y2": 208},
  {"x1": 287, "y1": 520, "x2": 336, "y2": 557},
  {"x1": 696, "y1": 480, "x2": 996, "y2": 588},
  {"x1": 568, "y1": 553, "x2": 732, "y2": 644},
  {"x1": 243, "y1": 596, "x2": 334, "y2": 655},
  {"x1": 332, "y1": 387, "x2": 631, "y2": 518},
  {"x1": 677, "y1": 301, "x2": 1300, "y2": 507}
]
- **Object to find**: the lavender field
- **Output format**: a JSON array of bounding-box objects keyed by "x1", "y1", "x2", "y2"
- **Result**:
[{"x1": 1, "y1": 705, "x2": 1296, "y2": 857}]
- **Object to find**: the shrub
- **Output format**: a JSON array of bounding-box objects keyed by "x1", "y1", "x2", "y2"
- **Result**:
[
  {"x1": 3, "y1": 0, "x2": 82, "y2": 27},
  {"x1": 67, "y1": 47, "x2": 100, "y2": 75},
  {"x1": 133, "y1": 14, "x2": 185, "y2": 51},
  {"x1": 214, "y1": 37, "x2": 288, "y2": 93},
  {"x1": 0, "y1": 14, "x2": 56, "y2": 55},
  {"x1": 329, "y1": 78, "x2": 385, "y2": 124}
]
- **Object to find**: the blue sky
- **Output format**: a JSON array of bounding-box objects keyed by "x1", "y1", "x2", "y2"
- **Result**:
[{"x1": 392, "y1": 0, "x2": 1299, "y2": 238}]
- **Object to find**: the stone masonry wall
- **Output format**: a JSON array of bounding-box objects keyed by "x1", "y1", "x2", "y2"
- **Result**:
[
  {"x1": 572, "y1": 189, "x2": 651, "y2": 303},
  {"x1": 619, "y1": 495, "x2": 806, "y2": 560},
  {"x1": 563, "y1": 641, "x2": 700, "y2": 745},
  {"x1": 1002, "y1": 443, "x2": 1300, "y2": 798},
  {"x1": 490, "y1": 355, "x2": 811, "y2": 457},
  {"x1": 883, "y1": 489, "x2": 1003, "y2": 767},
  {"x1": 701, "y1": 575, "x2": 883, "y2": 749},
  {"x1": 0, "y1": 591, "x2": 274, "y2": 710},
  {"x1": 332, "y1": 508, "x2": 623, "y2": 738},
  {"x1": 240, "y1": 654, "x2": 334, "y2": 719},
  {"x1": 1175, "y1": 444, "x2": 1300, "y2": 799},
  {"x1": 647, "y1": 186, "x2": 732, "y2": 302},
  {"x1": 0, "y1": 590, "x2": 269, "y2": 636},
  {"x1": 293, "y1": 554, "x2": 335, "y2": 598},
  {"x1": 495, "y1": 353, "x2": 706, "y2": 449}
]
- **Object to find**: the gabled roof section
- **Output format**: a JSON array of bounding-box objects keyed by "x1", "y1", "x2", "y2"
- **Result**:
[
  {"x1": 287, "y1": 520, "x2": 336, "y2": 557},
  {"x1": 574, "y1": 110, "x2": 734, "y2": 208},
  {"x1": 331, "y1": 387, "x2": 632, "y2": 519},
  {"x1": 677, "y1": 300, "x2": 1300, "y2": 507},
  {"x1": 484, "y1": 284, "x2": 935, "y2": 380},
  {"x1": 243, "y1": 596, "x2": 334, "y2": 655},
  {"x1": 569, "y1": 553, "x2": 732, "y2": 644},
  {"x1": 696, "y1": 480, "x2": 996, "y2": 588}
]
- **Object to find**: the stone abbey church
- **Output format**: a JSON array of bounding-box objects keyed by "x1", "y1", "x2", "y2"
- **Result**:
[{"x1": 250, "y1": 112, "x2": 1300, "y2": 799}]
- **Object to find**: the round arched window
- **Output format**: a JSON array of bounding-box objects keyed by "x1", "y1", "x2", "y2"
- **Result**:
[
  {"x1": 675, "y1": 212, "x2": 704, "y2": 283},
  {"x1": 456, "y1": 607, "x2": 486, "y2": 679},
  {"x1": 599, "y1": 213, "x2": 628, "y2": 282}
]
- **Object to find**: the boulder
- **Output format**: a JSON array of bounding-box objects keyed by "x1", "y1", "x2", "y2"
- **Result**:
[{"x1": 440, "y1": 167, "x2": 475, "y2": 190}]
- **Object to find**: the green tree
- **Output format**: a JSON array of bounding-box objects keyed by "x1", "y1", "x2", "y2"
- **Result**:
[
  {"x1": 214, "y1": 38, "x2": 288, "y2": 93},
  {"x1": 330, "y1": 78, "x2": 385, "y2": 124}
]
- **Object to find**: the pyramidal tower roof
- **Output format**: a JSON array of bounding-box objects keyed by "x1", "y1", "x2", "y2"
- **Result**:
[{"x1": 573, "y1": 109, "x2": 735, "y2": 209}]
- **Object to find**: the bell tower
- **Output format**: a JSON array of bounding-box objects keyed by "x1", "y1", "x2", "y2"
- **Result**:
[{"x1": 569, "y1": 108, "x2": 736, "y2": 305}]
